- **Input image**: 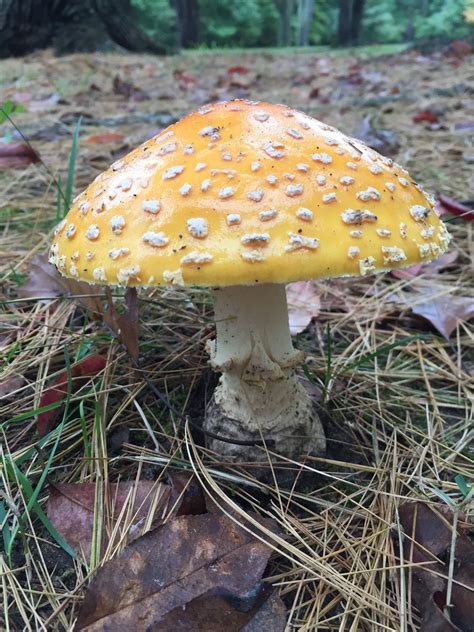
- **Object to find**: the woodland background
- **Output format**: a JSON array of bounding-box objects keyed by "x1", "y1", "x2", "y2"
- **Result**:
[{"x1": 1, "y1": 0, "x2": 473, "y2": 58}]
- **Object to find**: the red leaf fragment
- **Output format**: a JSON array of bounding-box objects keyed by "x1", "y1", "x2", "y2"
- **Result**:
[
  {"x1": 226, "y1": 65, "x2": 249, "y2": 75},
  {"x1": 0, "y1": 142, "x2": 39, "y2": 168},
  {"x1": 436, "y1": 195, "x2": 474, "y2": 222},
  {"x1": 413, "y1": 110, "x2": 439, "y2": 124},
  {"x1": 37, "y1": 354, "x2": 107, "y2": 437}
]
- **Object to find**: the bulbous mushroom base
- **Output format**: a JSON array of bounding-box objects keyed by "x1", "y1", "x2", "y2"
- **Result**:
[
  {"x1": 204, "y1": 284, "x2": 326, "y2": 466},
  {"x1": 204, "y1": 369, "x2": 326, "y2": 463}
]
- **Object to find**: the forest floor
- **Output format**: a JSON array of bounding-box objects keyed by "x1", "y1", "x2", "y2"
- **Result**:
[{"x1": 0, "y1": 44, "x2": 473, "y2": 630}]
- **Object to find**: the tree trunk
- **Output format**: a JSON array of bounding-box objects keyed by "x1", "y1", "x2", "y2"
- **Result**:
[
  {"x1": 0, "y1": 0, "x2": 169, "y2": 57},
  {"x1": 337, "y1": 0, "x2": 353, "y2": 46},
  {"x1": 93, "y1": 0, "x2": 167, "y2": 54},
  {"x1": 296, "y1": 0, "x2": 314, "y2": 46},
  {"x1": 276, "y1": 0, "x2": 294, "y2": 46},
  {"x1": 350, "y1": 0, "x2": 365, "y2": 45},
  {"x1": 174, "y1": 0, "x2": 199, "y2": 48},
  {"x1": 0, "y1": 0, "x2": 61, "y2": 56}
]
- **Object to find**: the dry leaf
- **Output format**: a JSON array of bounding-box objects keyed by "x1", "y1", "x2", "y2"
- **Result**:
[
  {"x1": 395, "y1": 503, "x2": 474, "y2": 631},
  {"x1": 47, "y1": 481, "x2": 170, "y2": 558},
  {"x1": 391, "y1": 287, "x2": 474, "y2": 340},
  {"x1": 0, "y1": 142, "x2": 39, "y2": 168},
  {"x1": 0, "y1": 375, "x2": 26, "y2": 402},
  {"x1": 155, "y1": 587, "x2": 286, "y2": 632},
  {"x1": 17, "y1": 254, "x2": 68, "y2": 301},
  {"x1": 436, "y1": 195, "x2": 474, "y2": 221},
  {"x1": 19, "y1": 254, "x2": 139, "y2": 358},
  {"x1": 391, "y1": 251, "x2": 458, "y2": 279},
  {"x1": 75, "y1": 510, "x2": 278, "y2": 631},
  {"x1": 286, "y1": 281, "x2": 321, "y2": 335},
  {"x1": 102, "y1": 287, "x2": 139, "y2": 362}
]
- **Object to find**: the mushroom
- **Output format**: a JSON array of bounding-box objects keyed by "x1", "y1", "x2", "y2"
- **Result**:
[{"x1": 50, "y1": 100, "x2": 451, "y2": 462}]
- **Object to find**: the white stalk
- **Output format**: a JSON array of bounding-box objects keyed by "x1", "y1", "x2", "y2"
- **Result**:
[{"x1": 204, "y1": 284, "x2": 325, "y2": 460}]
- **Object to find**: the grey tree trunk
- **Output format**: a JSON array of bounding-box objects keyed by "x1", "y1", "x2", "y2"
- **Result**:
[
  {"x1": 276, "y1": 0, "x2": 294, "y2": 46},
  {"x1": 296, "y1": 0, "x2": 314, "y2": 46}
]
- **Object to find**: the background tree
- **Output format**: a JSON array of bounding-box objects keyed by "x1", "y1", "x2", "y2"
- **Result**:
[
  {"x1": 276, "y1": 0, "x2": 294, "y2": 46},
  {"x1": 296, "y1": 0, "x2": 315, "y2": 46},
  {"x1": 337, "y1": 0, "x2": 366, "y2": 46},
  {"x1": 0, "y1": 0, "x2": 168, "y2": 57},
  {"x1": 174, "y1": 0, "x2": 199, "y2": 48}
]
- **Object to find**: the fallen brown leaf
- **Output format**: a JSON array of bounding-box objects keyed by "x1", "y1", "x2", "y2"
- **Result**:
[
  {"x1": 0, "y1": 375, "x2": 26, "y2": 402},
  {"x1": 396, "y1": 503, "x2": 474, "y2": 632},
  {"x1": 75, "y1": 510, "x2": 279, "y2": 631},
  {"x1": 155, "y1": 587, "x2": 286, "y2": 632},
  {"x1": 391, "y1": 251, "x2": 458, "y2": 279},
  {"x1": 17, "y1": 254, "x2": 68, "y2": 301},
  {"x1": 391, "y1": 287, "x2": 474, "y2": 340},
  {"x1": 102, "y1": 287, "x2": 139, "y2": 362},
  {"x1": 286, "y1": 281, "x2": 321, "y2": 335},
  {"x1": 19, "y1": 254, "x2": 139, "y2": 358},
  {"x1": 47, "y1": 481, "x2": 170, "y2": 558}
]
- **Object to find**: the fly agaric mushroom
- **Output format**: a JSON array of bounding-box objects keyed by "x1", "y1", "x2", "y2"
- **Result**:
[{"x1": 50, "y1": 100, "x2": 451, "y2": 462}]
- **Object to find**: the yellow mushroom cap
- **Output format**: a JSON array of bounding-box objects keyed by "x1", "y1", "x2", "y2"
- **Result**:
[{"x1": 50, "y1": 100, "x2": 451, "y2": 287}]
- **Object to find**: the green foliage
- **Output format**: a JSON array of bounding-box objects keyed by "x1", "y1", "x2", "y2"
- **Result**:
[
  {"x1": 311, "y1": 0, "x2": 339, "y2": 45},
  {"x1": 361, "y1": 0, "x2": 472, "y2": 43},
  {"x1": 131, "y1": 0, "x2": 178, "y2": 51},
  {"x1": 413, "y1": 0, "x2": 470, "y2": 39},
  {"x1": 124, "y1": 0, "x2": 471, "y2": 50},
  {"x1": 199, "y1": 0, "x2": 280, "y2": 47},
  {"x1": 0, "y1": 100, "x2": 25, "y2": 124}
]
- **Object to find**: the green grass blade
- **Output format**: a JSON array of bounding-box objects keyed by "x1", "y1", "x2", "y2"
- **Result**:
[{"x1": 63, "y1": 117, "x2": 82, "y2": 216}]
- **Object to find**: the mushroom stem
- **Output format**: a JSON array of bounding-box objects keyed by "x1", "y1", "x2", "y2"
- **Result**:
[{"x1": 205, "y1": 284, "x2": 326, "y2": 461}]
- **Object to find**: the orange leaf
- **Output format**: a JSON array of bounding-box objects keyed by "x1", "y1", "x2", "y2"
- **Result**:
[{"x1": 86, "y1": 133, "x2": 124, "y2": 144}]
